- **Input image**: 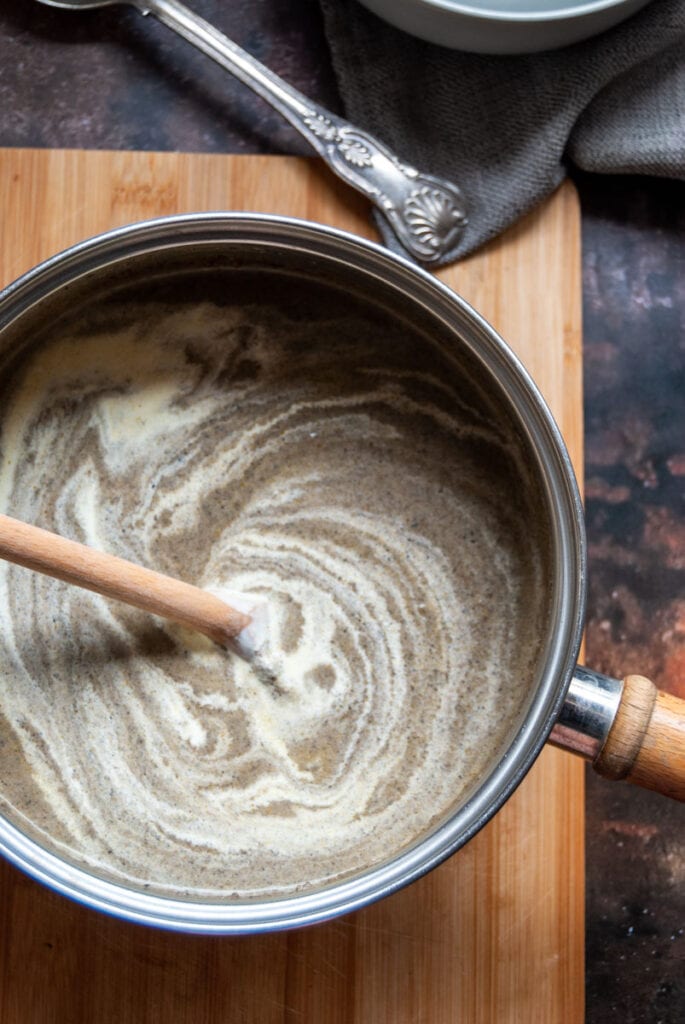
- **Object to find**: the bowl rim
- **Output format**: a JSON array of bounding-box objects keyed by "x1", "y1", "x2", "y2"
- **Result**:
[{"x1": 386, "y1": 0, "x2": 645, "y2": 23}]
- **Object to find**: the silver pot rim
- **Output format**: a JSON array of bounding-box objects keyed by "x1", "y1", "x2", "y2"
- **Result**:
[{"x1": 0, "y1": 213, "x2": 586, "y2": 933}]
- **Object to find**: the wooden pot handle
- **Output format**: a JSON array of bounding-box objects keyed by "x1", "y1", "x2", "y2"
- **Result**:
[{"x1": 593, "y1": 674, "x2": 685, "y2": 801}]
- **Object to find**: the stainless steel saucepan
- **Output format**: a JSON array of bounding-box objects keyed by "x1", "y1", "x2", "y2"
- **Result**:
[{"x1": 0, "y1": 214, "x2": 682, "y2": 934}]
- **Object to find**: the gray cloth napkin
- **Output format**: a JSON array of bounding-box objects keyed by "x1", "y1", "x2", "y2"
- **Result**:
[{"x1": 318, "y1": 0, "x2": 685, "y2": 265}]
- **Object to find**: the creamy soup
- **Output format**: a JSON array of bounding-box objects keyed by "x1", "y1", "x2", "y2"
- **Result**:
[{"x1": 0, "y1": 275, "x2": 549, "y2": 898}]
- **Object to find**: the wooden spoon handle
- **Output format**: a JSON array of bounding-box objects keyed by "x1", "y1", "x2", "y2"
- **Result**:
[
  {"x1": 594, "y1": 674, "x2": 685, "y2": 801},
  {"x1": 0, "y1": 512, "x2": 251, "y2": 648}
]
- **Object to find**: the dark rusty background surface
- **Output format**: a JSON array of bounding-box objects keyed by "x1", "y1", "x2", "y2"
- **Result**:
[
  {"x1": 0, "y1": 1, "x2": 683, "y2": 1019},
  {"x1": 581, "y1": 174, "x2": 685, "y2": 1022}
]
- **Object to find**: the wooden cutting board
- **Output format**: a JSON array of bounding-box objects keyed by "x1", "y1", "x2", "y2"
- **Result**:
[{"x1": 0, "y1": 149, "x2": 584, "y2": 1023}]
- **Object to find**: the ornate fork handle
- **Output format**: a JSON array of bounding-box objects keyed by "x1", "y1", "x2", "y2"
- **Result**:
[{"x1": 138, "y1": 0, "x2": 467, "y2": 264}]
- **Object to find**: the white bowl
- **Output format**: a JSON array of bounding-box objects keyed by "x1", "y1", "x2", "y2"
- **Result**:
[{"x1": 355, "y1": 0, "x2": 654, "y2": 53}]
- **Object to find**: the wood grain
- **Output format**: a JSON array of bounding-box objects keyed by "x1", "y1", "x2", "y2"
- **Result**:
[
  {"x1": 0, "y1": 149, "x2": 584, "y2": 1023},
  {"x1": 595, "y1": 674, "x2": 685, "y2": 801}
]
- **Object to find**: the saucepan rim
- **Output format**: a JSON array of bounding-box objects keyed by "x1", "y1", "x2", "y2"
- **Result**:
[{"x1": 0, "y1": 214, "x2": 585, "y2": 933}]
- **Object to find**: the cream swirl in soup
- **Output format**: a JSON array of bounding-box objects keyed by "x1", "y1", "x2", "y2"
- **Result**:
[{"x1": 0, "y1": 281, "x2": 549, "y2": 897}]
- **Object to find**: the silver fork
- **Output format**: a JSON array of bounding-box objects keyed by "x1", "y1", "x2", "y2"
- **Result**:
[{"x1": 35, "y1": 0, "x2": 467, "y2": 264}]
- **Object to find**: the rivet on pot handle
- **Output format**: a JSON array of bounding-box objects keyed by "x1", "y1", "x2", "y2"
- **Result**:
[{"x1": 551, "y1": 667, "x2": 685, "y2": 801}]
